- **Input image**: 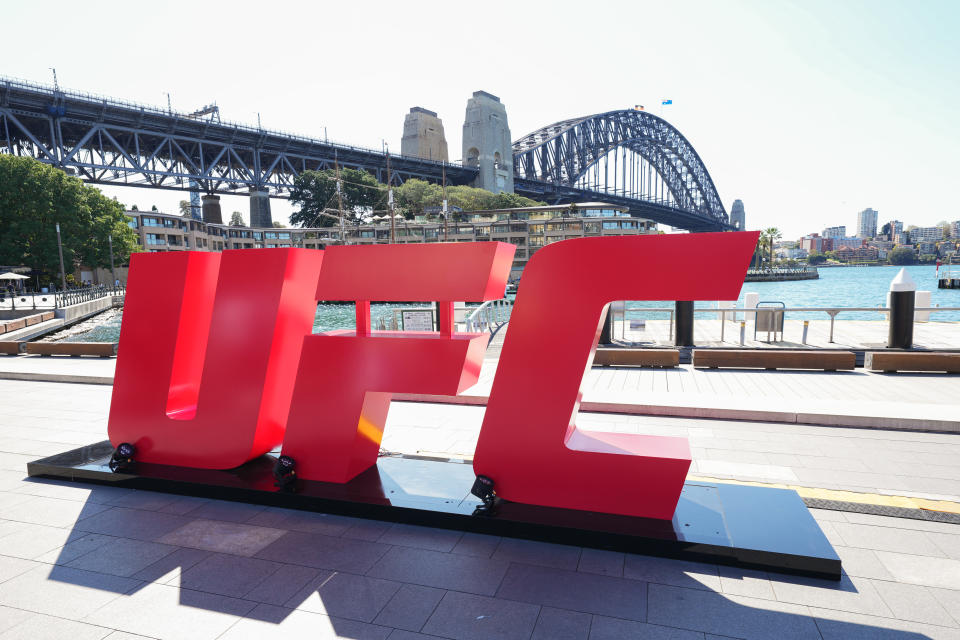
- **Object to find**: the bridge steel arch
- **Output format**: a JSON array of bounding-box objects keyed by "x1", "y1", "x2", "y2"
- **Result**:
[{"x1": 512, "y1": 110, "x2": 730, "y2": 231}]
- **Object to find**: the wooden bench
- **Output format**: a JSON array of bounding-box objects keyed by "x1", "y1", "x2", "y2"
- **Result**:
[
  {"x1": 24, "y1": 314, "x2": 44, "y2": 326},
  {"x1": 865, "y1": 352, "x2": 960, "y2": 373},
  {"x1": 2, "y1": 319, "x2": 25, "y2": 333},
  {"x1": 41, "y1": 312, "x2": 54, "y2": 322},
  {"x1": 0, "y1": 342, "x2": 23, "y2": 355},
  {"x1": 24, "y1": 342, "x2": 117, "y2": 357},
  {"x1": 693, "y1": 349, "x2": 855, "y2": 371},
  {"x1": 594, "y1": 348, "x2": 679, "y2": 368}
]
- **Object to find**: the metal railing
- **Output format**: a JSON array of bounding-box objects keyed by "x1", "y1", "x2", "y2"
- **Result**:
[
  {"x1": 0, "y1": 285, "x2": 124, "y2": 312},
  {"x1": 465, "y1": 299, "x2": 513, "y2": 335},
  {"x1": 613, "y1": 304, "x2": 960, "y2": 345}
]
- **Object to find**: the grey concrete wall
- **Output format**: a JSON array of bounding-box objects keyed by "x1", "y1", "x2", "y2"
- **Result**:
[
  {"x1": 249, "y1": 188, "x2": 273, "y2": 228},
  {"x1": 401, "y1": 107, "x2": 449, "y2": 162},
  {"x1": 55, "y1": 296, "x2": 114, "y2": 323}
]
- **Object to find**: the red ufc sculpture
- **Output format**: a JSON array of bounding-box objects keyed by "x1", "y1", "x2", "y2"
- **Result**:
[
  {"x1": 108, "y1": 249, "x2": 324, "y2": 468},
  {"x1": 282, "y1": 242, "x2": 514, "y2": 483},
  {"x1": 474, "y1": 232, "x2": 759, "y2": 519}
]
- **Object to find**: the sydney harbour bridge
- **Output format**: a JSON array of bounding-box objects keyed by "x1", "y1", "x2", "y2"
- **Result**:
[{"x1": 0, "y1": 77, "x2": 731, "y2": 232}]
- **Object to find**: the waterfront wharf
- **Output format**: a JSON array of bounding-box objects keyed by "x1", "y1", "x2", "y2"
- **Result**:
[{"x1": 1, "y1": 368, "x2": 960, "y2": 638}]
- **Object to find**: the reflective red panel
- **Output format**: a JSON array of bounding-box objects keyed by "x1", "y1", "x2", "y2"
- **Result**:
[
  {"x1": 473, "y1": 232, "x2": 759, "y2": 519},
  {"x1": 282, "y1": 242, "x2": 514, "y2": 483},
  {"x1": 108, "y1": 249, "x2": 324, "y2": 468}
]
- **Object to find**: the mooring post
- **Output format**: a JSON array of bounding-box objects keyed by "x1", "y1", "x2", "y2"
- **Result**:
[
  {"x1": 887, "y1": 268, "x2": 916, "y2": 349},
  {"x1": 674, "y1": 301, "x2": 694, "y2": 347}
]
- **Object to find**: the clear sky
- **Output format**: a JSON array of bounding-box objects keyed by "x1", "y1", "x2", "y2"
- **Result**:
[{"x1": 3, "y1": 0, "x2": 957, "y2": 239}]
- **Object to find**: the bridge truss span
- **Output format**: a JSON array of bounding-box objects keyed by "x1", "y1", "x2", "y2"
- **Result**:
[{"x1": 512, "y1": 110, "x2": 729, "y2": 230}]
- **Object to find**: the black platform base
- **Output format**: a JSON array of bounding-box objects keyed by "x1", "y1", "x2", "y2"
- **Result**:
[{"x1": 28, "y1": 442, "x2": 841, "y2": 580}]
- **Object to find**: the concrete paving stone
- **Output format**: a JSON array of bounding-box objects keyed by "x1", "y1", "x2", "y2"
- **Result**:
[
  {"x1": 806, "y1": 508, "x2": 847, "y2": 522},
  {"x1": 530, "y1": 607, "x2": 591, "y2": 640},
  {"x1": 421, "y1": 590, "x2": 541, "y2": 640},
  {"x1": 0, "y1": 492, "x2": 31, "y2": 510},
  {"x1": 623, "y1": 554, "x2": 721, "y2": 591},
  {"x1": 841, "y1": 512, "x2": 960, "y2": 535},
  {"x1": 218, "y1": 603, "x2": 392, "y2": 639},
  {"x1": 179, "y1": 499, "x2": 267, "y2": 524},
  {"x1": 1, "y1": 494, "x2": 111, "y2": 528},
  {"x1": 496, "y1": 563, "x2": 647, "y2": 622},
  {"x1": 104, "y1": 490, "x2": 199, "y2": 512},
  {"x1": 0, "y1": 556, "x2": 38, "y2": 584},
  {"x1": 792, "y1": 468, "x2": 911, "y2": 492},
  {"x1": 342, "y1": 518, "x2": 394, "y2": 542},
  {"x1": 0, "y1": 522, "x2": 94, "y2": 560},
  {"x1": 9, "y1": 478, "x2": 128, "y2": 504},
  {"x1": 930, "y1": 587, "x2": 960, "y2": 627},
  {"x1": 647, "y1": 583, "x2": 820, "y2": 639},
  {"x1": 768, "y1": 573, "x2": 893, "y2": 617},
  {"x1": 244, "y1": 506, "x2": 356, "y2": 536},
  {"x1": 242, "y1": 563, "x2": 324, "y2": 607},
  {"x1": 0, "y1": 612, "x2": 113, "y2": 640},
  {"x1": 154, "y1": 495, "x2": 211, "y2": 515},
  {"x1": 255, "y1": 530, "x2": 391, "y2": 574},
  {"x1": 810, "y1": 606, "x2": 960, "y2": 640},
  {"x1": 83, "y1": 581, "x2": 255, "y2": 640},
  {"x1": 367, "y1": 547, "x2": 511, "y2": 596},
  {"x1": 450, "y1": 532, "x2": 501, "y2": 558},
  {"x1": 871, "y1": 579, "x2": 958, "y2": 628},
  {"x1": 717, "y1": 565, "x2": 775, "y2": 600},
  {"x1": 587, "y1": 615, "x2": 705, "y2": 640},
  {"x1": 903, "y1": 476, "x2": 960, "y2": 498},
  {"x1": 129, "y1": 547, "x2": 212, "y2": 584},
  {"x1": 0, "y1": 518, "x2": 27, "y2": 540},
  {"x1": 373, "y1": 583, "x2": 445, "y2": 632},
  {"x1": 65, "y1": 537, "x2": 178, "y2": 578},
  {"x1": 386, "y1": 631, "x2": 446, "y2": 640},
  {"x1": 33, "y1": 532, "x2": 115, "y2": 565},
  {"x1": 0, "y1": 452, "x2": 33, "y2": 473},
  {"x1": 156, "y1": 519, "x2": 285, "y2": 556},
  {"x1": 0, "y1": 606, "x2": 33, "y2": 635},
  {"x1": 928, "y1": 531, "x2": 960, "y2": 561},
  {"x1": 815, "y1": 520, "x2": 846, "y2": 547},
  {"x1": 577, "y1": 548, "x2": 625, "y2": 577},
  {"x1": 876, "y1": 551, "x2": 960, "y2": 590},
  {"x1": 177, "y1": 553, "x2": 284, "y2": 599},
  {"x1": 378, "y1": 523, "x2": 463, "y2": 552},
  {"x1": 74, "y1": 507, "x2": 195, "y2": 542},
  {"x1": 491, "y1": 537, "x2": 582, "y2": 571},
  {"x1": 831, "y1": 522, "x2": 946, "y2": 557},
  {"x1": 290, "y1": 571, "x2": 401, "y2": 623},
  {"x1": 831, "y1": 545, "x2": 894, "y2": 580},
  {"x1": 696, "y1": 461, "x2": 798, "y2": 482},
  {"x1": 102, "y1": 633, "x2": 161, "y2": 640},
  {"x1": 0, "y1": 564, "x2": 138, "y2": 619}
]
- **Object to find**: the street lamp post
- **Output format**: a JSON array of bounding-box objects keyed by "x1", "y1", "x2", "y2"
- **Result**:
[
  {"x1": 55, "y1": 223, "x2": 67, "y2": 291},
  {"x1": 108, "y1": 234, "x2": 117, "y2": 289}
]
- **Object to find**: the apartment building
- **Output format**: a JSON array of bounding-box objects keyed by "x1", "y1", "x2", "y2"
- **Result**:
[{"x1": 125, "y1": 203, "x2": 656, "y2": 278}]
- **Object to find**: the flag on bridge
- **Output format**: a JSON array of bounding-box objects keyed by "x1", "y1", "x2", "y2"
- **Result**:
[
  {"x1": 634, "y1": 104, "x2": 645, "y2": 111},
  {"x1": 662, "y1": 99, "x2": 673, "y2": 105}
]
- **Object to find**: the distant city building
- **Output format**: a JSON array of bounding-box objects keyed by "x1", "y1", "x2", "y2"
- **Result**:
[
  {"x1": 729, "y1": 199, "x2": 745, "y2": 230},
  {"x1": 857, "y1": 208, "x2": 878, "y2": 238},
  {"x1": 832, "y1": 236, "x2": 866, "y2": 249},
  {"x1": 800, "y1": 233, "x2": 832, "y2": 254},
  {"x1": 912, "y1": 226, "x2": 942, "y2": 242},
  {"x1": 400, "y1": 107, "x2": 449, "y2": 162},
  {"x1": 890, "y1": 220, "x2": 904, "y2": 238},
  {"x1": 776, "y1": 246, "x2": 808, "y2": 259},
  {"x1": 834, "y1": 246, "x2": 879, "y2": 263},
  {"x1": 951, "y1": 220, "x2": 960, "y2": 238},
  {"x1": 917, "y1": 241, "x2": 937, "y2": 256},
  {"x1": 822, "y1": 226, "x2": 846, "y2": 238}
]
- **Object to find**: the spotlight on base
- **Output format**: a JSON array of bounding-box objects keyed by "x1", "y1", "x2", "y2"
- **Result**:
[
  {"x1": 273, "y1": 455, "x2": 297, "y2": 490},
  {"x1": 470, "y1": 475, "x2": 498, "y2": 515},
  {"x1": 109, "y1": 442, "x2": 135, "y2": 473}
]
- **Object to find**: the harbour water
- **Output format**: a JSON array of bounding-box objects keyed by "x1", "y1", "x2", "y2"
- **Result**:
[{"x1": 49, "y1": 264, "x2": 960, "y2": 343}]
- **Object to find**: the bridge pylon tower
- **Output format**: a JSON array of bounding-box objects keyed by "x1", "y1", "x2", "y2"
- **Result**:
[{"x1": 462, "y1": 91, "x2": 513, "y2": 194}]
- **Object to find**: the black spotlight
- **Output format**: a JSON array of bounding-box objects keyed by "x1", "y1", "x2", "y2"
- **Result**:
[
  {"x1": 470, "y1": 475, "x2": 498, "y2": 515},
  {"x1": 273, "y1": 455, "x2": 297, "y2": 490},
  {"x1": 109, "y1": 442, "x2": 136, "y2": 472}
]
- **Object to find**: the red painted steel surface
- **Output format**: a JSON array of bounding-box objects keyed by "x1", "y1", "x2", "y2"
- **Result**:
[
  {"x1": 473, "y1": 232, "x2": 760, "y2": 519},
  {"x1": 282, "y1": 242, "x2": 514, "y2": 483},
  {"x1": 108, "y1": 249, "x2": 324, "y2": 468}
]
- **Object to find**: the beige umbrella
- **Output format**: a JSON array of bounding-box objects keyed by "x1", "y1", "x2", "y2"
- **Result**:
[{"x1": 0, "y1": 272, "x2": 29, "y2": 280}]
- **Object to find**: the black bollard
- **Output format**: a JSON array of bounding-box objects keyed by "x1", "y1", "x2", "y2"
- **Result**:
[
  {"x1": 675, "y1": 301, "x2": 694, "y2": 347},
  {"x1": 888, "y1": 290, "x2": 915, "y2": 349},
  {"x1": 599, "y1": 305, "x2": 613, "y2": 345}
]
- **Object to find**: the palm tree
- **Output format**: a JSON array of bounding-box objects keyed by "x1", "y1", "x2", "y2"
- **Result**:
[{"x1": 764, "y1": 227, "x2": 782, "y2": 270}]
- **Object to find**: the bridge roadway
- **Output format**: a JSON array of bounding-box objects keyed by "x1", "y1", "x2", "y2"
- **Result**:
[{"x1": 1, "y1": 77, "x2": 729, "y2": 231}]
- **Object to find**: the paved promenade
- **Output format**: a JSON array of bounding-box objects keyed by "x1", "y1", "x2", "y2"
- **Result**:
[{"x1": 1, "y1": 369, "x2": 960, "y2": 638}]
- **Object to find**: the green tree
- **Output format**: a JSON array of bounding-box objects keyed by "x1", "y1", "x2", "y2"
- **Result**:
[
  {"x1": 272, "y1": 221, "x2": 284, "y2": 228},
  {"x1": 0, "y1": 156, "x2": 139, "y2": 281},
  {"x1": 393, "y1": 178, "x2": 543, "y2": 221},
  {"x1": 888, "y1": 247, "x2": 916, "y2": 265},
  {"x1": 151, "y1": 205, "x2": 158, "y2": 212},
  {"x1": 762, "y1": 227, "x2": 782, "y2": 269},
  {"x1": 179, "y1": 200, "x2": 192, "y2": 218},
  {"x1": 229, "y1": 211, "x2": 246, "y2": 227},
  {"x1": 807, "y1": 251, "x2": 827, "y2": 265},
  {"x1": 289, "y1": 168, "x2": 386, "y2": 227}
]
